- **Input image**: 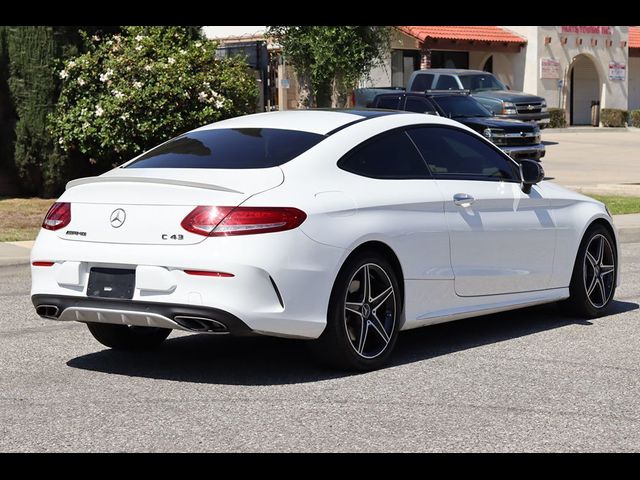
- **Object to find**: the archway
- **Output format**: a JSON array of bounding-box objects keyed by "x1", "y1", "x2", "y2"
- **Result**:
[
  {"x1": 569, "y1": 54, "x2": 600, "y2": 125},
  {"x1": 482, "y1": 55, "x2": 493, "y2": 73}
]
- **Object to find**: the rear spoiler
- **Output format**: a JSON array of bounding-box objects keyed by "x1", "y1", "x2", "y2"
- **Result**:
[{"x1": 66, "y1": 176, "x2": 243, "y2": 194}]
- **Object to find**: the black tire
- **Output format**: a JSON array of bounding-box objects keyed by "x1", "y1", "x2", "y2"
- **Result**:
[
  {"x1": 562, "y1": 223, "x2": 617, "y2": 318},
  {"x1": 86, "y1": 323, "x2": 171, "y2": 350},
  {"x1": 310, "y1": 251, "x2": 401, "y2": 371}
]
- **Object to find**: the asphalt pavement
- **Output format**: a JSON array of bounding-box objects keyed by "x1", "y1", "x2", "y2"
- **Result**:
[{"x1": 1, "y1": 243, "x2": 639, "y2": 452}]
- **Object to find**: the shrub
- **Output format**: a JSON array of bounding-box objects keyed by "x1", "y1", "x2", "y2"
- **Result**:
[
  {"x1": 600, "y1": 108, "x2": 627, "y2": 127},
  {"x1": 630, "y1": 109, "x2": 640, "y2": 128},
  {"x1": 50, "y1": 26, "x2": 259, "y2": 178},
  {"x1": 548, "y1": 108, "x2": 567, "y2": 128}
]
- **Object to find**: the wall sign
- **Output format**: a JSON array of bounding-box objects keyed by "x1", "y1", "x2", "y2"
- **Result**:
[
  {"x1": 608, "y1": 61, "x2": 626, "y2": 81},
  {"x1": 540, "y1": 58, "x2": 561, "y2": 79},
  {"x1": 560, "y1": 26, "x2": 612, "y2": 35}
]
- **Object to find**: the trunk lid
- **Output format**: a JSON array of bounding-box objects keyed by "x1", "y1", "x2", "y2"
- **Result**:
[{"x1": 57, "y1": 167, "x2": 284, "y2": 245}]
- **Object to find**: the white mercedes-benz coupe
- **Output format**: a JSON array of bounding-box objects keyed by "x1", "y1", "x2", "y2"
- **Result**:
[{"x1": 31, "y1": 109, "x2": 619, "y2": 370}]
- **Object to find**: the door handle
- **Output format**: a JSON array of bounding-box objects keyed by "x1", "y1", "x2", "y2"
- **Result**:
[{"x1": 453, "y1": 193, "x2": 475, "y2": 207}]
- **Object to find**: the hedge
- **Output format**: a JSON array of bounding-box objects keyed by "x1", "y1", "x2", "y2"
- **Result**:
[
  {"x1": 548, "y1": 108, "x2": 567, "y2": 128},
  {"x1": 600, "y1": 108, "x2": 627, "y2": 127},
  {"x1": 630, "y1": 109, "x2": 640, "y2": 128}
]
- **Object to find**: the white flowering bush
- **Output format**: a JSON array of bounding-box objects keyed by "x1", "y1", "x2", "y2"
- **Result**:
[{"x1": 50, "y1": 26, "x2": 258, "y2": 170}]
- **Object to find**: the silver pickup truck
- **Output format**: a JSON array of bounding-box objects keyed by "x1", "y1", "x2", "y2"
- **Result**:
[{"x1": 355, "y1": 69, "x2": 551, "y2": 128}]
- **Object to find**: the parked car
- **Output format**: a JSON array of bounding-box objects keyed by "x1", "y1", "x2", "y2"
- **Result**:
[
  {"x1": 406, "y1": 69, "x2": 551, "y2": 128},
  {"x1": 31, "y1": 110, "x2": 618, "y2": 371},
  {"x1": 371, "y1": 90, "x2": 545, "y2": 162}
]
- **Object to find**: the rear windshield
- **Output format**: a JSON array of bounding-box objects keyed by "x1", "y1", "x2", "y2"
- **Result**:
[{"x1": 126, "y1": 128, "x2": 325, "y2": 169}]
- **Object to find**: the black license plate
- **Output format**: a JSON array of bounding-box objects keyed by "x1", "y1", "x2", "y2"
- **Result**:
[{"x1": 87, "y1": 267, "x2": 135, "y2": 299}]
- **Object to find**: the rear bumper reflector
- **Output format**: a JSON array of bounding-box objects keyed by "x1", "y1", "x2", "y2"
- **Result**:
[
  {"x1": 183, "y1": 269, "x2": 234, "y2": 278},
  {"x1": 32, "y1": 261, "x2": 55, "y2": 267}
]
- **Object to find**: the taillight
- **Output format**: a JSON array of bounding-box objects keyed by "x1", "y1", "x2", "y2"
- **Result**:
[
  {"x1": 42, "y1": 202, "x2": 71, "y2": 231},
  {"x1": 181, "y1": 206, "x2": 307, "y2": 237}
]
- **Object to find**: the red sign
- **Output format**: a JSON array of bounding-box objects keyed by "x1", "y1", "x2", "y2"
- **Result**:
[{"x1": 560, "y1": 26, "x2": 612, "y2": 35}]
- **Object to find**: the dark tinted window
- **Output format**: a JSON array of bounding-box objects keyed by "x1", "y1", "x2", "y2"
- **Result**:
[
  {"x1": 340, "y1": 130, "x2": 431, "y2": 179},
  {"x1": 435, "y1": 75, "x2": 460, "y2": 90},
  {"x1": 459, "y1": 74, "x2": 505, "y2": 92},
  {"x1": 126, "y1": 128, "x2": 324, "y2": 169},
  {"x1": 430, "y1": 95, "x2": 492, "y2": 118},
  {"x1": 375, "y1": 96, "x2": 401, "y2": 110},
  {"x1": 410, "y1": 73, "x2": 434, "y2": 91},
  {"x1": 404, "y1": 97, "x2": 438, "y2": 115},
  {"x1": 407, "y1": 127, "x2": 519, "y2": 181}
]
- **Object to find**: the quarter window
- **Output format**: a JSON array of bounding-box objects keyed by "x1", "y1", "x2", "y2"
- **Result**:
[
  {"x1": 340, "y1": 130, "x2": 431, "y2": 179},
  {"x1": 407, "y1": 127, "x2": 519, "y2": 181}
]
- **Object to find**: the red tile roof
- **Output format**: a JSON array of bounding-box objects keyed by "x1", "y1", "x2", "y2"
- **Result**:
[
  {"x1": 630, "y1": 26, "x2": 640, "y2": 49},
  {"x1": 398, "y1": 26, "x2": 526, "y2": 44}
]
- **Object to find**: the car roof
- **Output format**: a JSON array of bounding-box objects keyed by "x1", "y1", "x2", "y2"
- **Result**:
[
  {"x1": 193, "y1": 109, "x2": 407, "y2": 136},
  {"x1": 414, "y1": 69, "x2": 490, "y2": 76}
]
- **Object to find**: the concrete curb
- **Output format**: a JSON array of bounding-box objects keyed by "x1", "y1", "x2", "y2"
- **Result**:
[{"x1": 544, "y1": 127, "x2": 639, "y2": 134}]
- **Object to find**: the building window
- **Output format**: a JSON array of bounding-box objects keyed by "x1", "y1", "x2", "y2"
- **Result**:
[
  {"x1": 391, "y1": 50, "x2": 420, "y2": 88},
  {"x1": 429, "y1": 51, "x2": 469, "y2": 69}
]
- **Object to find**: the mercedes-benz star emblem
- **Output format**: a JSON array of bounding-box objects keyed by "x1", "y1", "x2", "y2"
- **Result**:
[{"x1": 110, "y1": 208, "x2": 126, "y2": 228}]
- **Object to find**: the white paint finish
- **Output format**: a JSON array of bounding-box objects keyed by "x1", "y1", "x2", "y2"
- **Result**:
[
  {"x1": 202, "y1": 26, "x2": 265, "y2": 40},
  {"x1": 436, "y1": 179, "x2": 556, "y2": 296},
  {"x1": 55, "y1": 261, "x2": 85, "y2": 287},
  {"x1": 193, "y1": 110, "x2": 363, "y2": 135},
  {"x1": 31, "y1": 110, "x2": 618, "y2": 340},
  {"x1": 136, "y1": 266, "x2": 177, "y2": 293}
]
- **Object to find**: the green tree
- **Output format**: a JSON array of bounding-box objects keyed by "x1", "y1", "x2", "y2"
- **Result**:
[
  {"x1": 267, "y1": 26, "x2": 390, "y2": 108},
  {"x1": 50, "y1": 26, "x2": 258, "y2": 178},
  {"x1": 0, "y1": 26, "x2": 16, "y2": 173},
  {"x1": 3, "y1": 26, "x2": 122, "y2": 196}
]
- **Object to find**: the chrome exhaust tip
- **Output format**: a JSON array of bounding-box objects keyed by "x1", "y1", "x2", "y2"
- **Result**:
[
  {"x1": 173, "y1": 316, "x2": 228, "y2": 334},
  {"x1": 36, "y1": 304, "x2": 60, "y2": 320}
]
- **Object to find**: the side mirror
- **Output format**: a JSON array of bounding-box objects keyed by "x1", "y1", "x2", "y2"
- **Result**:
[
  {"x1": 505, "y1": 85, "x2": 511, "y2": 90},
  {"x1": 520, "y1": 159, "x2": 545, "y2": 194}
]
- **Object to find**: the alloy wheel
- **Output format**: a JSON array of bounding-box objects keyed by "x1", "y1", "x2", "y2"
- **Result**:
[
  {"x1": 344, "y1": 263, "x2": 396, "y2": 359},
  {"x1": 583, "y1": 234, "x2": 615, "y2": 308}
]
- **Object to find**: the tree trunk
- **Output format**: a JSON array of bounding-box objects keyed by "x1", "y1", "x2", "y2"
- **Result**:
[
  {"x1": 331, "y1": 73, "x2": 350, "y2": 109},
  {"x1": 296, "y1": 72, "x2": 314, "y2": 109}
]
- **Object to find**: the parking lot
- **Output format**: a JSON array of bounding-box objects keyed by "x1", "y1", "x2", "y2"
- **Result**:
[{"x1": 1, "y1": 241, "x2": 639, "y2": 452}]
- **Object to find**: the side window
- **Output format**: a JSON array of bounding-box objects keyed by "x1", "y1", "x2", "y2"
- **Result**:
[
  {"x1": 404, "y1": 97, "x2": 438, "y2": 115},
  {"x1": 407, "y1": 127, "x2": 519, "y2": 181},
  {"x1": 435, "y1": 75, "x2": 460, "y2": 90},
  {"x1": 410, "y1": 73, "x2": 434, "y2": 91},
  {"x1": 339, "y1": 130, "x2": 431, "y2": 179},
  {"x1": 375, "y1": 96, "x2": 402, "y2": 110}
]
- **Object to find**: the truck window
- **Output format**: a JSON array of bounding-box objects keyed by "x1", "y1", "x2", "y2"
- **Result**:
[
  {"x1": 410, "y1": 73, "x2": 434, "y2": 92},
  {"x1": 435, "y1": 75, "x2": 460, "y2": 90}
]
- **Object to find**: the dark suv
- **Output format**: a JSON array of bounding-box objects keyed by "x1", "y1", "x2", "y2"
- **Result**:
[
  {"x1": 407, "y1": 69, "x2": 550, "y2": 128},
  {"x1": 371, "y1": 90, "x2": 545, "y2": 162}
]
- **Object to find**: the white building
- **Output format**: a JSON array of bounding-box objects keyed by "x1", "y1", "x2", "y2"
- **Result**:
[{"x1": 367, "y1": 26, "x2": 640, "y2": 125}]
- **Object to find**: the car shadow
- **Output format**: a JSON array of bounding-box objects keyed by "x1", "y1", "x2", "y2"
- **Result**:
[
  {"x1": 542, "y1": 140, "x2": 559, "y2": 145},
  {"x1": 67, "y1": 300, "x2": 638, "y2": 386}
]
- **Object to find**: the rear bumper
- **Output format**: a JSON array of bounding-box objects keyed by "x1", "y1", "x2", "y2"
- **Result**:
[
  {"x1": 32, "y1": 294, "x2": 253, "y2": 335},
  {"x1": 30, "y1": 227, "x2": 347, "y2": 339},
  {"x1": 501, "y1": 144, "x2": 546, "y2": 161}
]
